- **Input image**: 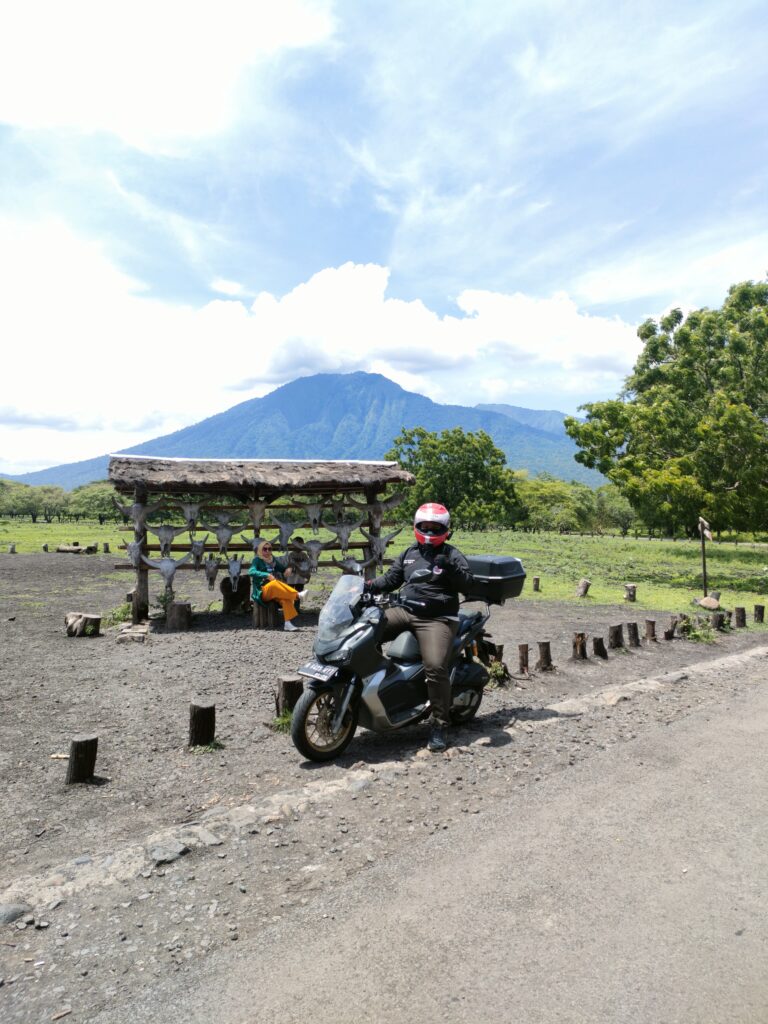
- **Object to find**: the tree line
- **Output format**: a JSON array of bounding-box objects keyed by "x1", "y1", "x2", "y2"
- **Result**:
[{"x1": 0, "y1": 480, "x2": 119, "y2": 523}]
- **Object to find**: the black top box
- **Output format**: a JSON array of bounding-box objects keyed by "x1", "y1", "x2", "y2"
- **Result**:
[{"x1": 464, "y1": 555, "x2": 526, "y2": 604}]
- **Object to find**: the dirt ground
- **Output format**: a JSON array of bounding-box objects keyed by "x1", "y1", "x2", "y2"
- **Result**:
[{"x1": 1, "y1": 552, "x2": 766, "y2": 1022}]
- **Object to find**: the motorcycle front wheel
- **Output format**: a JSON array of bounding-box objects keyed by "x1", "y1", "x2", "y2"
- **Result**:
[
  {"x1": 291, "y1": 688, "x2": 359, "y2": 762},
  {"x1": 450, "y1": 687, "x2": 484, "y2": 724}
]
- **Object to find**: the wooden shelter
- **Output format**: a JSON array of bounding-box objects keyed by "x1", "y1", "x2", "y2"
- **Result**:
[{"x1": 108, "y1": 455, "x2": 414, "y2": 625}]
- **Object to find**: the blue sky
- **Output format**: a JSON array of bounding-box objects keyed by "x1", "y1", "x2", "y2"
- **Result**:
[{"x1": 1, "y1": 0, "x2": 766, "y2": 474}]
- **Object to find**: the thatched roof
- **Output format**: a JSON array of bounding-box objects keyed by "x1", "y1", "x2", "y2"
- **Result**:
[{"x1": 108, "y1": 455, "x2": 414, "y2": 497}]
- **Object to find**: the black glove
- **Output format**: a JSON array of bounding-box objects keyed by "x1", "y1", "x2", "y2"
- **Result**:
[
  {"x1": 363, "y1": 579, "x2": 374, "y2": 591},
  {"x1": 433, "y1": 554, "x2": 448, "y2": 572}
]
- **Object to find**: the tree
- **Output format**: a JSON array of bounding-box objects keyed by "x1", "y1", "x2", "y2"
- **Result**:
[
  {"x1": 68, "y1": 482, "x2": 120, "y2": 524},
  {"x1": 515, "y1": 473, "x2": 596, "y2": 533},
  {"x1": 565, "y1": 280, "x2": 768, "y2": 534},
  {"x1": 386, "y1": 426, "x2": 521, "y2": 529}
]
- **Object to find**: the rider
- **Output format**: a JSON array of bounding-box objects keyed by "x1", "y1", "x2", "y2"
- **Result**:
[{"x1": 364, "y1": 502, "x2": 475, "y2": 752}]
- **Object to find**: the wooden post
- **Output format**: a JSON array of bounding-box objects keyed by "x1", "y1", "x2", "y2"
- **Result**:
[
  {"x1": 623, "y1": 583, "x2": 637, "y2": 602},
  {"x1": 711, "y1": 612, "x2": 726, "y2": 630},
  {"x1": 575, "y1": 578, "x2": 591, "y2": 598},
  {"x1": 42, "y1": 543, "x2": 49, "y2": 552},
  {"x1": 627, "y1": 622, "x2": 640, "y2": 647},
  {"x1": 535, "y1": 641, "x2": 554, "y2": 671},
  {"x1": 167, "y1": 601, "x2": 192, "y2": 631},
  {"x1": 725, "y1": 610, "x2": 733, "y2": 627},
  {"x1": 64, "y1": 612, "x2": 101, "y2": 637},
  {"x1": 663, "y1": 616, "x2": 677, "y2": 641},
  {"x1": 645, "y1": 619, "x2": 657, "y2": 642},
  {"x1": 734, "y1": 607, "x2": 747, "y2": 628},
  {"x1": 592, "y1": 636, "x2": 608, "y2": 659},
  {"x1": 698, "y1": 516, "x2": 709, "y2": 597},
  {"x1": 571, "y1": 632, "x2": 588, "y2": 660},
  {"x1": 7, "y1": 543, "x2": 16, "y2": 554},
  {"x1": 532, "y1": 576, "x2": 541, "y2": 592},
  {"x1": 608, "y1": 624, "x2": 624, "y2": 649},
  {"x1": 754, "y1": 604, "x2": 765, "y2": 624},
  {"x1": 253, "y1": 600, "x2": 281, "y2": 629},
  {"x1": 518, "y1": 643, "x2": 529, "y2": 675},
  {"x1": 277, "y1": 674, "x2": 304, "y2": 715},
  {"x1": 189, "y1": 700, "x2": 216, "y2": 747},
  {"x1": 133, "y1": 487, "x2": 149, "y2": 624},
  {"x1": 103, "y1": 542, "x2": 110, "y2": 554},
  {"x1": 363, "y1": 486, "x2": 380, "y2": 583},
  {"x1": 65, "y1": 735, "x2": 98, "y2": 784}
]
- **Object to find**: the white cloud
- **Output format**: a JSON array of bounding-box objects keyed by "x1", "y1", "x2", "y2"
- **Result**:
[
  {"x1": 211, "y1": 278, "x2": 246, "y2": 297},
  {"x1": 0, "y1": 219, "x2": 643, "y2": 471},
  {"x1": 0, "y1": 0, "x2": 334, "y2": 151}
]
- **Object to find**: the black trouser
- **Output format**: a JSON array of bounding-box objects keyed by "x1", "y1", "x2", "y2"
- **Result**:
[{"x1": 381, "y1": 608, "x2": 459, "y2": 726}]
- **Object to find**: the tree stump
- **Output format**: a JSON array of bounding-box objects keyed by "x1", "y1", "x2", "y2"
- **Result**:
[
  {"x1": 734, "y1": 606, "x2": 747, "y2": 628},
  {"x1": 103, "y1": 542, "x2": 110, "y2": 554},
  {"x1": 189, "y1": 700, "x2": 216, "y2": 747},
  {"x1": 754, "y1": 604, "x2": 765, "y2": 624},
  {"x1": 535, "y1": 641, "x2": 554, "y2": 671},
  {"x1": 532, "y1": 576, "x2": 541, "y2": 592},
  {"x1": 277, "y1": 674, "x2": 304, "y2": 715},
  {"x1": 575, "y1": 578, "x2": 591, "y2": 598},
  {"x1": 663, "y1": 616, "x2": 677, "y2": 641},
  {"x1": 592, "y1": 636, "x2": 608, "y2": 659},
  {"x1": 42, "y1": 543, "x2": 49, "y2": 552},
  {"x1": 725, "y1": 610, "x2": 733, "y2": 627},
  {"x1": 626, "y1": 622, "x2": 640, "y2": 647},
  {"x1": 57, "y1": 545, "x2": 84, "y2": 554},
  {"x1": 167, "y1": 601, "x2": 192, "y2": 632},
  {"x1": 645, "y1": 619, "x2": 657, "y2": 642},
  {"x1": 571, "y1": 632, "x2": 588, "y2": 660},
  {"x1": 623, "y1": 583, "x2": 637, "y2": 602},
  {"x1": 65, "y1": 735, "x2": 98, "y2": 784},
  {"x1": 518, "y1": 643, "x2": 529, "y2": 675},
  {"x1": 64, "y1": 612, "x2": 101, "y2": 637},
  {"x1": 608, "y1": 624, "x2": 624, "y2": 649},
  {"x1": 253, "y1": 600, "x2": 281, "y2": 629},
  {"x1": 221, "y1": 576, "x2": 251, "y2": 613},
  {"x1": 7, "y1": 543, "x2": 16, "y2": 554},
  {"x1": 711, "y1": 612, "x2": 726, "y2": 630}
]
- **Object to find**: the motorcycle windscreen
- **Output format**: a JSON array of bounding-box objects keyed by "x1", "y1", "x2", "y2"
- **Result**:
[{"x1": 316, "y1": 575, "x2": 364, "y2": 642}]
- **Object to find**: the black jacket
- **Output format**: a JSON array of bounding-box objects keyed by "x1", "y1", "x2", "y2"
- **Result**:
[{"x1": 367, "y1": 542, "x2": 475, "y2": 617}]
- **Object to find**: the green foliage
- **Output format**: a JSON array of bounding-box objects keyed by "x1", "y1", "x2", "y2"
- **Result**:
[
  {"x1": 514, "y1": 473, "x2": 596, "y2": 533},
  {"x1": 566, "y1": 280, "x2": 768, "y2": 535},
  {"x1": 68, "y1": 482, "x2": 120, "y2": 523},
  {"x1": 102, "y1": 602, "x2": 133, "y2": 628},
  {"x1": 386, "y1": 426, "x2": 522, "y2": 529},
  {"x1": 270, "y1": 709, "x2": 293, "y2": 733}
]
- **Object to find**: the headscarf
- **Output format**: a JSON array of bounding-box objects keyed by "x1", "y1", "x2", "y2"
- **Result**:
[{"x1": 256, "y1": 538, "x2": 275, "y2": 562}]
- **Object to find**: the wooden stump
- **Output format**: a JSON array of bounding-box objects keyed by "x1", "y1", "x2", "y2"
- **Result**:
[
  {"x1": 518, "y1": 643, "x2": 529, "y2": 675},
  {"x1": 711, "y1": 612, "x2": 726, "y2": 630},
  {"x1": 725, "y1": 610, "x2": 733, "y2": 627},
  {"x1": 623, "y1": 583, "x2": 637, "y2": 602},
  {"x1": 277, "y1": 674, "x2": 304, "y2": 715},
  {"x1": 253, "y1": 600, "x2": 281, "y2": 629},
  {"x1": 754, "y1": 604, "x2": 765, "y2": 624},
  {"x1": 608, "y1": 624, "x2": 625, "y2": 649},
  {"x1": 535, "y1": 641, "x2": 554, "y2": 671},
  {"x1": 42, "y1": 543, "x2": 49, "y2": 552},
  {"x1": 663, "y1": 616, "x2": 677, "y2": 641},
  {"x1": 627, "y1": 622, "x2": 640, "y2": 647},
  {"x1": 592, "y1": 636, "x2": 608, "y2": 659},
  {"x1": 57, "y1": 544, "x2": 84, "y2": 554},
  {"x1": 7, "y1": 543, "x2": 16, "y2": 554},
  {"x1": 167, "y1": 601, "x2": 192, "y2": 632},
  {"x1": 645, "y1": 619, "x2": 657, "y2": 642},
  {"x1": 575, "y1": 578, "x2": 591, "y2": 598},
  {"x1": 65, "y1": 735, "x2": 98, "y2": 784},
  {"x1": 189, "y1": 700, "x2": 216, "y2": 747},
  {"x1": 220, "y1": 576, "x2": 251, "y2": 613},
  {"x1": 103, "y1": 542, "x2": 110, "y2": 554},
  {"x1": 571, "y1": 632, "x2": 588, "y2": 660},
  {"x1": 64, "y1": 612, "x2": 101, "y2": 637},
  {"x1": 532, "y1": 576, "x2": 541, "y2": 592},
  {"x1": 734, "y1": 606, "x2": 747, "y2": 628}
]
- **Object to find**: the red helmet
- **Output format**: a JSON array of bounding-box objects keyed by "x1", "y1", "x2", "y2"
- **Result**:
[{"x1": 413, "y1": 502, "x2": 451, "y2": 546}]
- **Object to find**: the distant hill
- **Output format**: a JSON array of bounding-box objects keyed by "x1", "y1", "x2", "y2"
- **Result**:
[
  {"x1": 6, "y1": 372, "x2": 600, "y2": 489},
  {"x1": 476, "y1": 403, "x2": 573, "y2": 436}
]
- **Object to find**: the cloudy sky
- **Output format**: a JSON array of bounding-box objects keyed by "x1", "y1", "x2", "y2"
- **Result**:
[{"x1": 1, "y1": 0, "x2": 766, "y2": 474}]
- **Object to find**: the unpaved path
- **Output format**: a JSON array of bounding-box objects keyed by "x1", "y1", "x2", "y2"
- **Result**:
[{"x1": 2, "y1": 553, "x2": 767, "y2": 1022}]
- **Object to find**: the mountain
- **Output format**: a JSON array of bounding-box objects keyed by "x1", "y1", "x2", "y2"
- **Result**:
[
  {"x1": 476, "y1": 403, "x2": 573, "y2": 436},
  {"x1": 4, "y1": 372, "x2": 600, "y2": 489}
]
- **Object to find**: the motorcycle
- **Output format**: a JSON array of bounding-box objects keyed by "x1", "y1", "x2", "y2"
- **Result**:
[{"x1": 291, "y1": 560, "x2": 524, "y2": 762}]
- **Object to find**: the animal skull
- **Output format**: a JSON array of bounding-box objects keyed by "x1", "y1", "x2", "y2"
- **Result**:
[
  {"x1": 199, "y1": 521, "x2": 244, "y2": 554},
  {"x1": 329, "y1": 497, "x2": 346, "y2": 523},
  {"x1": 189, "y1": 533, "x2": 210, "y2": 569},
  {"x1": 226, "y1": 555, "x2": 245, "y2": 589},
  {"x1": 301, "y1": 501, "x2": 325, "y2": 535},
  {"x1": 246, "y1": 499, "x2": 273, "y2": 532},
  {"x1": 146, "y1": 523, "x2": 188, "y2": 557},
  {"x1": 331, "y1": 555, "x2": 376, "y2": 576},
  {"x1": 349, "y1": 492, "x2": 405, "y2": 532},
  {"x1": 325, "y1": 517, "x2": 364, "y2": 556},
  {"x1": 123, "y1": 540, "x2": 143, "y2": 567},
  {"x1": 113, "y1": 497, "x2": 164, "y2": 536},
  {"x1": 360, "y1": 527, "x2": 403, "y2": 566},
  {"x1": 175, "y1": 502, "x2": 203, "y2": 530},
  {"x1": 140, "y1": 552, "x2": 192, "y2": 598},
  {"x1": 203, "y1": 555, "x2": 221, "y2": 590},
  {"x1": 269, "y1": 513, "x2": 298, "y2": 551},
  {"x1": 296, "y1": 538, "x2": 336, "y2": 574}
]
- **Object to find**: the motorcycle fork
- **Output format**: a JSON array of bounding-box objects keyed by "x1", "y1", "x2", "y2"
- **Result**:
[{"x1": 331, "y1": 676, "x2": 360, "y2": 733}]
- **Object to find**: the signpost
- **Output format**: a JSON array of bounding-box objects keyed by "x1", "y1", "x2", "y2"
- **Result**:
[{"x1": 698, "y1": 516, "x2": 712, "y2": 596}]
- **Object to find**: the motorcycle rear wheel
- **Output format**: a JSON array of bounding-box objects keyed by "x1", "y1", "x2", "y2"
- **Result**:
[
  {"x1": 291, "y1": 688, "x2": 359, "y2": 762},
  {"x1": 450, "y1": 687, "x2": 484, "y2": 724}
]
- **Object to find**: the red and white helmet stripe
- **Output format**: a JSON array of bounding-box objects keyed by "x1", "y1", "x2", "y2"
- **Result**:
[{"x1": 413, "y1": 502, "x2": 450, "y2": 546}]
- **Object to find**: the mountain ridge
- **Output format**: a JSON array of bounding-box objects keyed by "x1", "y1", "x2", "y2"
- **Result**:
[{"x1": 3, "y1": 372, "x2": 598, "y2": 489}]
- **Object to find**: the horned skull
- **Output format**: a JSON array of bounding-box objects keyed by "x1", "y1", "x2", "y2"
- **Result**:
[
  {"x1": 246, "y1": 499, "x2": 273, "y2": 532},
  {"x1": 349, "y1": 492, "x2": 405, "y2": 532},
  {"x1": 146, "y1": 523, "x2": 189, "y2": 558},
  {"x1": 360, "y1": 527, "x2": 403, "y2": 566},
  {"x1": 113, "y1": 497, "x2": 164, "y2": 537},
  {"x1": 199, "y1": 521, "x2": 244, "y2": 555},
  {"x1": 226, "y1": 555, "x2": 245, "y2": 589},
  {"x1": 301, "y1": 501, "x2": 325, "y2": 535},
  {"x1": 295, "y1": 538, "x2": 336, "y2": 574},
  {"x1": 140, "y1": 551, "x2": 192, "y2": 599},
  {"x1": 123, "y1": 539, "x2": 143, "y2": 568},
  {"x1": 325, "y1": 517, "x2": 364, "y2": 556},
  {"x1": 269, "y1": 513, "x2": 298, "y2": 551},
  {"x1": 189, "y1": 533, "x2": 210, "y2": 569},
  {"x1": 175, "y1": 502, "x2": 203, "y2": 530},
  {"x1": 203, "y1": 554, "x2": 221, "y2": 591}
]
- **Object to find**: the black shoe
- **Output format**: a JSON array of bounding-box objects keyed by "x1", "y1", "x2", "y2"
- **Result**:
[{"x1": 427, "y1": 724, "x2": 448, "y2": 752}]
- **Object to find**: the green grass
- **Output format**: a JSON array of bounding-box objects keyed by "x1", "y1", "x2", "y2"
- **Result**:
[{"x1": 0, "y1": 518, "x2": 129, "y2": 553}]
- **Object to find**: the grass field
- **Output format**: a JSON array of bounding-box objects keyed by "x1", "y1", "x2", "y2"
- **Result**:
[{"x1": 2, "y1": 518, "x2": 768, "y2": 616}]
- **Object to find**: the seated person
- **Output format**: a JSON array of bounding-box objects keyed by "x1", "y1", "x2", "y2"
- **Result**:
[{"x1": 248, "y1": 538, "x2": 301, "y2": 631}]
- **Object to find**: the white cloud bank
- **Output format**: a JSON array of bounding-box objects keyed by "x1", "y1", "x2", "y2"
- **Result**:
[{"x1": 0, "y1": 217, "x2": 642, "y2": 474}]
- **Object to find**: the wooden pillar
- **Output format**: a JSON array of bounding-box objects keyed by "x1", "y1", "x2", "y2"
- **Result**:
[
  {"x1": 608, "y1": 624, "x2": 624, "y2": 649},
  {"x1": 754, "y1": 604, "x2": 765, "y2": 624},
  {"x1": 535, "y1": 641, "x2": 554, "y2": 671},
  {"x1": 571, "y1": 632, "x2": 588, "y2": 659},
  {"x1": 103, "y1": 542, "x2": 110, "y2": 554},
  {"x1": 623, "y1": 583, "x2": 637, "y2": 602},
  {"x1": 189, "y1": 700, "x2": 216, "y2": 747},
  {"x1": 7, "y1": 543, "x2": 16, "y2": 554},
  {"x1": 734, "y1": 607, "x2": 747, "y2": 628},
  {"x1": 664, "y1": 616, "x2": 677, "y2": 640},
  {"x1": 167, "y1": 601, "x2": 192, "y2": 631},
  {"x1": 133, "y1": 486, "x2": 149, "y2": 624},
  {"x1": 518, "y1": 643, "x2": 529, "y2": 675},
  {"x1": 65, "y1": 735, "x2": 98, "y2": 784},
  {"x1": 575, "y1": 578, "x2": 591, "y2": 597},
  {"x1": 592, "y1": 636, "x2": 608, "y2": 659},
  {"x1": 277, "y1": 674, "x2": 304, "y2": 715},
  {"x1": 42, "y1": 543, "x2": 49, "y2": 552},
  {"x1": 253, "y1": 600, "x2": 281, "y2": 629},
  {"x1": 645, "y1": 619, "x2": 657, "y2": 642},
  {"x1": 711, "y1": 612, "x2": 726, "y2": 630},
  {"x1": 532, "y1": 576, "x2": 541, "y2": 592},
  {"x1": 363, "y1": 486, "x2": 380, "y2": 583},
  {"x1": 626, "y1": 622, "x2": 640, "y2": 647}
]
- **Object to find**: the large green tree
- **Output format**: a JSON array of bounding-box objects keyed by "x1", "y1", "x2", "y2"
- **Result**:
[
  {"x1": 386, "y1": 426, "x2": 521, "y2": 529},
  {"x1": 565, "y1": 281, "x2": 768, "y2": 534}
]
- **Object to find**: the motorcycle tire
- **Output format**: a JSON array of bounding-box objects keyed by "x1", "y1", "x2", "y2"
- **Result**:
[
  {"x1": 291, "y1": 688, "x2": 359, "y2": 762},
  {"x1": 450, "y1": 687, "x2": 484, "y2": 724}
]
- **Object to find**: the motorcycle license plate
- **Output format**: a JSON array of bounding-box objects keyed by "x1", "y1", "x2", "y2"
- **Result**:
[{"x1": 298, "y1": 661, "x2": 338, "y2": 682}]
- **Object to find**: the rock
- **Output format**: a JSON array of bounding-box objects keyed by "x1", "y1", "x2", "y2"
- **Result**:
[
  {"x1": 698, "y1": 596, "x2": 720, "y2": 610},
  {"x1": 0, "y1": 903, "x2": 32, "y2": 925},
  {"x1": 148, "y1": 840, "x2": 189, "y2": 865}
]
